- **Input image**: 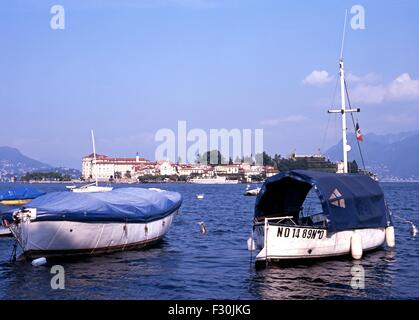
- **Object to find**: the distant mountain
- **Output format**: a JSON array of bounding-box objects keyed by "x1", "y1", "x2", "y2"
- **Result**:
[
  {"x1": 326, "y1": 131, "x2": 419, "y2": 180},
  {"x1": 0, "y1": 146, "x2": 81, "y2": 180}
]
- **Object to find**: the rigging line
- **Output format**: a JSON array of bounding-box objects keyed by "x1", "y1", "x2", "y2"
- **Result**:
[
  {"x1": 344, "y1": 79, "x2": 366, "y2": 171},
  {"x1": 340, "y1": 10, "x2": 349, "y2": 60},
  {"x1": 321, "y1": 74, "x2": 339, "y2": 154}
]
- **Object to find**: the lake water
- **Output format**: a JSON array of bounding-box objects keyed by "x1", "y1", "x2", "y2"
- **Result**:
[{"x1": 0, "y1": 182, "x2": 418, "y2": 300}]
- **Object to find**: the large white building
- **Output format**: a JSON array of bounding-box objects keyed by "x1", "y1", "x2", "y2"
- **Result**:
[{"x1": 82, "y1": 153, "x2": 150, "y2": 181}]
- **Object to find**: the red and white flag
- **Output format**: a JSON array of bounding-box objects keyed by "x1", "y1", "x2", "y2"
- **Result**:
[{"x1": 356, "y1": 122, "x2": 363, "y2": 141}]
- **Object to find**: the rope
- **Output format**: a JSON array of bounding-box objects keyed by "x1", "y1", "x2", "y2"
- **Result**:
[{"x1": 344, "y1": 79, "x2": 366, "y2": 171}]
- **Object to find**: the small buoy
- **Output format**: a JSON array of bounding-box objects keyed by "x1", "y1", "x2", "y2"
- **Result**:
[
  {"x1": 198, "y1": 221, "x2": 207, "y2": 234},
  {"x1": 32, "y1": 257, "x2": 47, "y2": 266},
  {"x1": 385, "y1": 226, "x2": 396, "y2": 247},
  {"x1": 351, "y1": 233, "x2": 363, "y2": 260},
  {"x1": 247, "y1": 236, "x2": 256, "y2": 251},
  {"x1": 404, "y1": 221, "x2": 417, "y2": 237}
]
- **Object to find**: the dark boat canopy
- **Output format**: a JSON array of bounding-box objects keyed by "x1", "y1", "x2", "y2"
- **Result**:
[{"x1": 255, "y1": 170, "x2": 393, "y2": 233}]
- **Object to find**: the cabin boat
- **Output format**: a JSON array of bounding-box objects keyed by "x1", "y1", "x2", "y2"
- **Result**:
[
  {"x1": 251, "y1": 170, "x2": 395, "y2": 263},
  {"x1": 189, "y1": 176, "x2": 239, "y2": 184},
  {"x1": 248, "y1": 16, "x2": 395, "y2": 263},
  {"x1": 1, "y1": 187, "x2": 182, "y2": 258}
]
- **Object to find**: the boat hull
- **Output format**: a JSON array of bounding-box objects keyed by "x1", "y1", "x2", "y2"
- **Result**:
[
  {"x1": 0, "y1": 199, "x2": 32, "y2": 205},
  {"x1": 254, "y1": 222, "x2": 386, "y2": 262},
  {"x1": 10, "y1": 210, "x2": 178, "y2": 258},
  {"x1": 0, "y1": 226, "x2": 12, "y2": 236}
]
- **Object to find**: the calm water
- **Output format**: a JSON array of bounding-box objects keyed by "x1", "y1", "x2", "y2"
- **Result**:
[{"x1": 0, "y1": 182, "x2": 418, "y2": 300}]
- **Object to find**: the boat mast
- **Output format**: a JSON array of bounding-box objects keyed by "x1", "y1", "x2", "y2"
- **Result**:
[
  {"x1": 91, "y1": 129, "x2": 98, "y2": 186},
  {"x1": 328, "y1": 11, "x2": 360, "y2": 173}
]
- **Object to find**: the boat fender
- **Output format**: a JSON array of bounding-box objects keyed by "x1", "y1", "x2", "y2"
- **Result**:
[
  {"x1": 351, "y1": 233, "x2": 363, "y2": 260},
  {"x1": 32, "y1": 257, "x2": 47, "y2": 267},
  {"x1": 247, "y1": 236, "x2": 256, "y2": 251},
  {"x1": 385, "y1": 226, "x2": 396, "y2": 247}
]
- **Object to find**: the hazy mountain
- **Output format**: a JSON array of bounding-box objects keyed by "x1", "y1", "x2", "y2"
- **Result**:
[
  {"x1": 326, "y1": 131, "x2": 419, "y2": 180},
  {"x1": 0, "y1": 146, "x2": 81, "y2": 180}
]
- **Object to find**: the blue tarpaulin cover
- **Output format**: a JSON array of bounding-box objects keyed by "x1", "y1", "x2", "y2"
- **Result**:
[
  {"x1": 0, "y1": 187, "x2": 46, "y2": 201},
  {"x1": 2, "y1": 188, "x2": 182, "y2": 223},
  {"x1": 255, "y1": 170, "x2": 393, "y2": 233}
]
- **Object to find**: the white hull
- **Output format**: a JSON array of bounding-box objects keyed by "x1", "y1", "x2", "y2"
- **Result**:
[
  {"x1": 0, "y1": 226, "x2": 12, "y2": 236},
  {"x1": 244, "y1": 188, "x2": 261, "y2": 196},
  {"x1": 253, "y1": 221, "x2": 386, "y2": 262},
  {"x1": 10, "y1": 210, "x2": 178, "y2": 258},
  {"x1": 71, "y1": 185, "x2": 113, "y2": 193},
  {"x1": 189, "y1": 178, "x2": 239, "y2": 184}
]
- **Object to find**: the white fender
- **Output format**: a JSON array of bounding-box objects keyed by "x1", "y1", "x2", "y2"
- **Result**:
[
  {"x1": 247, "y1": 236, "x2": 256, "y2": 251},
  {"x1": 351, "y1": 233, "x2": 363, "y2": 260},
  {"x1": 385, "y1": 226, "x2": 395, "y2": 248}
]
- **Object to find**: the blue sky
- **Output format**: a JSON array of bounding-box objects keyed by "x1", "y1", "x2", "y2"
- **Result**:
[{"x1": 1, "y1": 0, "x2": 418, "y2": 168}]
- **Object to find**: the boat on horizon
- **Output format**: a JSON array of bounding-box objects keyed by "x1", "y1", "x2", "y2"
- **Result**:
[
  {"x1": 70, "y1": 130, "x2": 113, "y2": 193},
  {"x1": 2, "y1": 187, "x2": 182, "y2": 258},
  {"x1": 189, "y1": 176, "x2": 239, "y2": 184}
]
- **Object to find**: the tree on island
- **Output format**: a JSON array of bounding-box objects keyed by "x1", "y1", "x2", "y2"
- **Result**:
[{"x1": 200, "y1": 150, "x2": 226, "y2": 165}]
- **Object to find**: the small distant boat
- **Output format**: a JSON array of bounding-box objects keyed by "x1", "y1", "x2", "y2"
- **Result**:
[
  {"x1": 0, "y1": 187, "x2": 46, "y2": 206},
  {"x1": 2, "y1": 187, "x2": 182, "y2": 258},
  {"x1": 0, "y1": 187, "x2": 46, "y2": 236},
  {"x1": 189, "y1": 176, "x2": 239, "y2": 184},
  {"x1": 70, "y1": 183, "x2": 113, "y2": 193},
  {"x1": 244, "y1": 187, "x2": 261, "y2": 196},
  {"x1": 70, "y1": 130, "x2": 113, "y2": 193},
  {"x1": 196, "y1": 194, "x2": 205, "y2": 200}
]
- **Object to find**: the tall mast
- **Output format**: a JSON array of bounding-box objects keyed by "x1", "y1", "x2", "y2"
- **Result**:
[
  {"x1": 328, "y1": 10, "x2": 359, "y2": 173},
  {"x1": 91, "y1": 129, "x2": 98, "y2": 186},
  {"x1": 339, "y1": 60, "x2": 349, "y2": 173}
]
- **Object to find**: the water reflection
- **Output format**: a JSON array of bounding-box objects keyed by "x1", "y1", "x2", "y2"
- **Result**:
[{"x1": 249, "y1": 249, "x2": 396, "y2": 300}]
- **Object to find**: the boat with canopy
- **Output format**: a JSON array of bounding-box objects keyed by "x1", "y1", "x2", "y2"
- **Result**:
[
  {"x1": 248, "y1": 12, "x2": 395, "y2": 262},
  {"x1": 1, "y1": 187, "x2": 182, "y2": 258}
]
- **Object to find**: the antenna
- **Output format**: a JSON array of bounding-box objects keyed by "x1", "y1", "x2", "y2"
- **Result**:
[
  {"x1": 91, "y1": 129, "x2": 98, "y2": 186},
  {"x1": 340, "y1": 10, "x2": 348, "y2": 60}
]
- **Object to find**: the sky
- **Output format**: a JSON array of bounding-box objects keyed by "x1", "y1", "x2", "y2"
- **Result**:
[{"x1": 1, "y1": 0, "x2": 418, "y2": 168}]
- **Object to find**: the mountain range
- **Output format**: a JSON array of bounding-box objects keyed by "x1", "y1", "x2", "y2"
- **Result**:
[
  {"x1": 326, "y1": 131, "x2": 419, "y2": 180},
  {"x1": 0, "y1": 146, "x2": 81, "y2": 180}
]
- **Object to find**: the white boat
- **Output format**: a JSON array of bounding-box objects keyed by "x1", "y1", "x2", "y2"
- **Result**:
[
  {"x1": 244, "y1": 187, "x2": 261, "y2": 196},
  {"x1": 248, "y1": 15, "x2": 395, "y2": 263},
  {"x1": 196, "y1": 194, "x2": 205, "y2": 200},
  {"x1": 71, "y1": 182, "x2": 113, "y2": 193},
  {"x1": 71, "y1": 130, "x2": 113, "y2": 193},
  {"x1": 0, "y1": 226, "x2": 11, "y2": 236},
  {"x1": 3, "y1": 188, "x2": 182, "y2": 258},
  {"x1": 189, "y1": 176, "x2": 239, "y2": 184}
]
